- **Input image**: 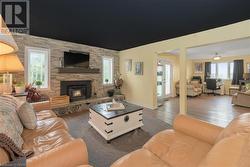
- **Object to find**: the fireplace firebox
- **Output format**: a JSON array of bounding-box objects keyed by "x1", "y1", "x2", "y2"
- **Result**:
[{"x1": 60, "y1": 80, "x2": 91, "y2": 102}]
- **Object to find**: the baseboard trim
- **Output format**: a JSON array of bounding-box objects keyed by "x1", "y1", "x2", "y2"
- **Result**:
[{"x1": 125, "y1": 100, "x2": 157, "y2": 110}]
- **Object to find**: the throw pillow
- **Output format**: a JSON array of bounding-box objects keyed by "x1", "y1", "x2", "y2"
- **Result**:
[
  {"x1": 0, "y1": 111, "x2": 23, "y2": 149},
  {"x1": 0, "y1": 95, "x2": 23, "y2": 134},
  {"x1": 18, "y1": 102, "x2": 37, "y2": 129}
]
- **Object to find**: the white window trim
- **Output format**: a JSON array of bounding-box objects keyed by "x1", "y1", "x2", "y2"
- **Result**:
[
  {"x1": 24, "y1": 46, "x2": 51, "y2": 90},
  {"x1": 210, "y1": 62, "x2": 233, "y2": 80},
  {"x1": 102, "y1": 56, "x2": 114, "y2": 86}
]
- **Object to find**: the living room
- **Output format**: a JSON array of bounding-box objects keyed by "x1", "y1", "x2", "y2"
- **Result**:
[
  {"x1": 0, "y1": 1, "x2": 250, "y2": 167},
  {"x1": 154, "y1": 38, "x2": 250, "y2": 126}
]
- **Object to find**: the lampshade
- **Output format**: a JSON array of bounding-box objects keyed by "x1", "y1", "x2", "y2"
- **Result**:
[
  {"x1": 0, "y1": 15, "x2": 18, "y2": 55},
  {"x1": 0, "y1": 54, "x2": 24, "y2": 73}
]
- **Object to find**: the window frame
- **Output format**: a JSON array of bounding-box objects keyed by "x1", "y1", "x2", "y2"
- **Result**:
[
  {"x1": 102, "y1": 56, "x2": 114, "y2": 86},
  {"x1": 210, "y1": 62, "x2": 233, "y2": 80},
  {"x1": 25, "y1": 46, "x2": 50, "y2": 90}
]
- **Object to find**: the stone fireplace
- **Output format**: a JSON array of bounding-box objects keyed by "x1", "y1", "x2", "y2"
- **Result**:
[{"x1": 60, "y1": 80, "x2": 92, "y2": 102}]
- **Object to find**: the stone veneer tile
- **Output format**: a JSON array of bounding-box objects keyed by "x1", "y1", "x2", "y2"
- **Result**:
[{"x1": 13, "y1": 34, "x2": 119, "y2": 98}]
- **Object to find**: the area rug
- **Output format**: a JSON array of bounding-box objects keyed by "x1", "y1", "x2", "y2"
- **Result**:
[{"x1": 62, "y1": 109, "x2": 171, "y2": 167}]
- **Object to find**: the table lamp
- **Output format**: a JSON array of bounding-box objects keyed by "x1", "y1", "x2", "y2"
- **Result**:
[
  {"x1": 0, "y1": 54, "x2": 24, "y2": 93},
  {"x1": 0, "y1": 15, "x2": 18, "y2": 55}
]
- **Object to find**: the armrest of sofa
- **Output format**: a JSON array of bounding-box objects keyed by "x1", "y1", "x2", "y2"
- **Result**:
[
  {"x1": 31, "y1": 101, "x2": 51, "y2": 112},
  {"x1": 27, "y1": 139, "x2": 88, "y2": 167},
  {"x1": 173, "y1": 115, "x2": 223, "y2": 145}
]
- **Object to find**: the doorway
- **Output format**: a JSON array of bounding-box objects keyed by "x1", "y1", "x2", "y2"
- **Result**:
[{"x1": 157, "y1": 59, "x2": 173, "y2": 106}]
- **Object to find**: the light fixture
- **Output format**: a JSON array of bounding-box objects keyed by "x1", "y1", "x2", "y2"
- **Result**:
[
  {"x1": 213, "y1": 52, "x2": 221, "y2": 60},
  {"x1": 0, "y1": 54, "x2": 24, "y2": 94},
  {"x1": 0, "y1": 15, "x2": 18, "y2": 55}
]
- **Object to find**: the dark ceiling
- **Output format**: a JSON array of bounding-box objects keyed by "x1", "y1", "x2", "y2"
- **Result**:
[{"x1": 30, "y1": 0, "x2": 250, "y2": 51}]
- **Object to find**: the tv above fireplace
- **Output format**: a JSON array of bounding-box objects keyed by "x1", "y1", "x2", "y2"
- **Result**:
[{"x1": 64, "y1": 51, "x2": 89, "y2": 68}]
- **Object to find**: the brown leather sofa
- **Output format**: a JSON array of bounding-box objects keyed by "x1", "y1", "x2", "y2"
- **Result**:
[
  {"x1": 0, "y1": 101, "x2": 91, "y2": 167},
  {"x1": 112, "y1": 113, "x2": 250, "y2": 167}
]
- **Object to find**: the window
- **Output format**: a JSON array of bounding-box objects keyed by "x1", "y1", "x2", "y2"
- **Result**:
[
  {"x1": 102, "y1": 56, "x2": 113, "y2": 85},
  {"x1": 25, "y1": 47, "x2": 50, "y2": 89},
  {"x1": 217, "y1": 63, "x2": 228, "y2": 79},
  {"x1": 230, "y1": 62, "x2": 234, "y2": 79},
  {"x1": 211, "y1": 63, "x2": 216, "y2": 78},
  {"x1": 210, "y1": 62, "x2": 234, "y2": 80}
]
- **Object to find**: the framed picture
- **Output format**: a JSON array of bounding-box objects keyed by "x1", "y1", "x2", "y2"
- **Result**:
[
  {"x1": 135, "y1": 62, "x2": 143, "y2": 75},
  {"x1": 125, "y1": 59, "x2": 132, "y2": 73},
  {"x1": 247, "y1": 63, "x2": 250, "y2": 73},
  {"x1": 194, "y1": 63, "x2": 203, "y2": 73}
]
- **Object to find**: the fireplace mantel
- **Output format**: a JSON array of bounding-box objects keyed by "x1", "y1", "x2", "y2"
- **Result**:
[{"x1": 58, "y1": 67, "x2": 100, "y2": 74}]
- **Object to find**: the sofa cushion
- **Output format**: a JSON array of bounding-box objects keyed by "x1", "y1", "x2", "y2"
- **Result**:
[
  {"x1": 143, "y1": 129, "x2": 212, "y2": 167},
  {"x1": 0, "y1": 110, "x2": 23, "y2": 148},
  {"x1": 36, "y1": 110, "x2": 57, "y2": 121},
  {"x1": 216, "y1": 113, "x2": 250, "y2": 142},
  {"x1": 245, "y1": 90, "x2": 250, "y2": 94},
  {"x1": 199, "y1": 133, "x2": 250, "y2": 167},
  {"x1": 0, "y1": 95, "x2": 23, "y2": 134},
  {"x1": 22, "y1": 129, "x2": 73, "y2": 156},
  {"x1": 21, "y1": 117, "x2": 68, "y2": 143},
  {"x1": 18, "y1": 102, "x2": 37, "y2": 129},
  {"x1": 111, "y1": 148, "x2": 169, "y2": 167}
]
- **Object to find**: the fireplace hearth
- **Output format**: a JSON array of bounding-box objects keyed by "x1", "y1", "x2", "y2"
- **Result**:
[{"x1": 60, "y1": 80, "x2": 91, "y2": 102}]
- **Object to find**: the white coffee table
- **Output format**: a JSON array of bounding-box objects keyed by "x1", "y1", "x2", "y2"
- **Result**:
[{"x1": 88, "y1": 101, "x2": 144, "y2": 143}]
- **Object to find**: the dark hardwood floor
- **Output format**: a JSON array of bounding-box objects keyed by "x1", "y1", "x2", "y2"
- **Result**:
[{"x1": 155, "y1": 94, "x2": 250, "y2": 127}]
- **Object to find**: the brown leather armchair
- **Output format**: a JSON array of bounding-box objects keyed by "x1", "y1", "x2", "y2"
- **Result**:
[{"x1": 112, "y1": 113, "x2": 250, "y2": 167}]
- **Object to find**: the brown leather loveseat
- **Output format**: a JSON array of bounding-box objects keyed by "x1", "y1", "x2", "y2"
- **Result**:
[
  {"x1": 112, "y1": 113, "x2": 250, "y2": 167},
  {"x1": 0, "y1": 100, "x2": 91, "y2": 167}
]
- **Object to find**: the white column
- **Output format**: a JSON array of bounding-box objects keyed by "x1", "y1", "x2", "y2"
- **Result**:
[{"x1": 179, "y1": 48, "x2": 187, "y2": 114}]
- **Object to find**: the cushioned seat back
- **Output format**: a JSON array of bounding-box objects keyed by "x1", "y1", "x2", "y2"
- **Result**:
[
  {"x1": 216, "y1": 113, "x2": 250, "y2": 143},
  {"x1": 199, "y1": 113, "x2": 250, "y2": 167},
  {"x1": 199, "y1": 133, "x2": 250, "y2": 167}
]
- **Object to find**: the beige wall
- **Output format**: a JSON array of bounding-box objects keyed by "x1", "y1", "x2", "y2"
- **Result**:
[
  {"x1": 190, "y1": 55, "x2": 250, "y2": 94},
  {"x1": 119, "y1": 20, "x2": 250, "y2": 109},
  {"x1": 119, "y1": 50, "x2": 157, "y2": 109}
]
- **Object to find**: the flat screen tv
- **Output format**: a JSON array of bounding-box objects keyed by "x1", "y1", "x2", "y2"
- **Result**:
[{"x1": 64, "y1": 51, "x2": 89, "y2": 68}]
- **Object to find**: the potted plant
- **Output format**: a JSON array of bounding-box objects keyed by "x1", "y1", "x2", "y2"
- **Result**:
[
  {"x1": 35, "y1": 80, "x2": 43, "y2": 88},
  {"x1": 114, "y1": 73, "x2": 123, "y2": 95},
  {"x1": 105, "y1": 79, "x2": 109, "y2": 84}
]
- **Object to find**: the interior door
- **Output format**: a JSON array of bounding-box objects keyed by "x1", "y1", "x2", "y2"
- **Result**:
[
  {"x1": 157, "y1": 61, "x2": 172, "y2": 106},
  {"x1": 157, "y1": 65, "x2": 164, "y2": 97},
  {"x1": 165, "y1": 64, "x2": 171, "y2": 97}
]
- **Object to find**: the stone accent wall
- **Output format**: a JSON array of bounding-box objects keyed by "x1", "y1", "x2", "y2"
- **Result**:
[{"x1": 13, "y1": 34, "x2": 119, "y2": 98}]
